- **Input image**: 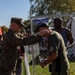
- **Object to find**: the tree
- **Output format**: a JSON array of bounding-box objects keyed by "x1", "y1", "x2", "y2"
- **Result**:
[
  {"x1": 29, "y1": 0, "x2": 75, "y2": 16},
  {"x1": 1, "y1": 26, "x2": 8, "y2": 34},
  {"x1": 23, "y1": 19, "x2": 31, "y2": 33}
]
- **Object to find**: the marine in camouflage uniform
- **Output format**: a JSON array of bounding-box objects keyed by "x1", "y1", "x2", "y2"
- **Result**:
[{"x1": 0, "y1": 18, "x2": 40, "y2": 75}]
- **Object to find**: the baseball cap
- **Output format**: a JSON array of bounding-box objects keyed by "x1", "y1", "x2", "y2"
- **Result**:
[
  {"x1": 11, "y1": 17, "x2": 25, "y2": 27},
  {"x1": 34, "y1": 22, "x2": 49, "y2": 32}
]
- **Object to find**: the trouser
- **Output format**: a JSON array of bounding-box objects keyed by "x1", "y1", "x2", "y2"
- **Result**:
[
  {"x1": 49, "y1": 64, "x2": 70, "y2": 75},
  {"x1": 16, "y1": 58, "x2": 22, "y2": 75},
  {"x1": 51, "y1": 70, "x2": 70, "y2": 75}
]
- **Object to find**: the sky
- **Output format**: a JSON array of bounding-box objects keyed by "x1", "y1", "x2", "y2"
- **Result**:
[{"x1": 0, "y1": 0, "x2": 30, "y2": 27}]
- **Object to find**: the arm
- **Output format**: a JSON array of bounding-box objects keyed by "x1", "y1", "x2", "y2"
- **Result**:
[
  {"x1": 21, "y1": 29, "x2": 50, "y2": 45},
  {"x1": 40, "y1": 34, "x2": 60, "y2": 68},
  {"x1": 13, "y1": 34, "x2": 41, "y2": 46},
  {"x1": 7, "y1": 29, "x2": 51, "y2": 47},
  {"x1": 66, "y1": 19, "x2": 72, "y2": 30},
  {"x1": 22, "y1": 35, "x2": 41, "y2": 45},
  {"x1": 66, "y1": 29, "x2": 74, "y2": 49},
  {"x1": 6, "y1": 33, "x2": 41, "y2": 47},
  {"x1": 40, "y1": 52, "x2": 58, "y2": 68}
]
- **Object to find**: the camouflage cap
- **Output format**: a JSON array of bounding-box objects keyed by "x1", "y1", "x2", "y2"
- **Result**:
[{"x1": 11, "y1": 17, "x2": 25, "y2": 27}]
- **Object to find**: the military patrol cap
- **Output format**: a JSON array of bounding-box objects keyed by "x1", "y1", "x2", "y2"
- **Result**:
[
  {"x1": 11, "y1": 17, "x2": 25, "y2": 27},
  {"x1": 34, "y1": 22, "x2": 49, "y2": 32}
]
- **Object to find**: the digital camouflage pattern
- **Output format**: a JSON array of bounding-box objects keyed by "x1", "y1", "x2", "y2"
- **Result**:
[{"x1": 0, "y1": 29, "x2": 40, "y2": 75}]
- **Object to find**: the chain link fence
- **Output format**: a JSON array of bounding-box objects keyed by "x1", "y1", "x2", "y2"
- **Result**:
[
  {"x1": 22, "y1": 39, "x2": 75, "y2": 75},
  {"x1": 26, "y1": 43, "x2": 50, "y2": 75},
  {"x1": 21, "y1": 15, "x2": 75, "y2": 75}
]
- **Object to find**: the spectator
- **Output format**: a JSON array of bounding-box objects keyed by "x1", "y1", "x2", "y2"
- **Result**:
[
  {"x1": 15, "y1": 46, "x2": 25, "y2": 75},
  {"x1": 0, "y1": 35, "x2": 3, "y2": 53},
  {"x1": 15, "y1": 29, "x2": 27, "y2": 75},
  {"x1": 53, "y1": 17, "x2": 74, "y2": 49},
  {"x1": 0, "y1": 27, "x2": 3, "y2": 54},
  {"x1": 53, "y1": 18, "x2": 74, "y2": 61}
]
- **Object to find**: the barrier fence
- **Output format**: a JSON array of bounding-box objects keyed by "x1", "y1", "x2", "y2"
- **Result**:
[
  {"x1": 23, "y1": 14, "x2": 75, "y2": 75},
  {"x1": 23, "y1": 43, "x2": 75, "y2": 75}
]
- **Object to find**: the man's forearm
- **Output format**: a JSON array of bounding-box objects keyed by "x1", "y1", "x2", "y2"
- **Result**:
[
  {"x1": 43, "y1": 53, "x2": 57, "y2": 66},
  {"x1": 67, "y1": 42, "x2": 74, "y2": 49},
  {"x1": 22, "y1": 35, "x2": 41, "y2": 45}
]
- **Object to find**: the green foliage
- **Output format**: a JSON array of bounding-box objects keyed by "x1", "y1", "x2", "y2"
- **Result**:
[
  {"x1": 70, "y1": 62, "x2": 75, "y2": 75},
  {"x1": 22, "y1": 60, "x2": 26, "y2": 75},
  {"x1": 1, "y1": 26, "x2": 8, "y2": 33},
  {"x1": 29, "y1": 0, "x2": 75, "y2": 16}
]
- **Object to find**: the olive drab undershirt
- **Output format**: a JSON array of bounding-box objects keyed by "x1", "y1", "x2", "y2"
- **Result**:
[{"x1": 48, "y1": 31, "x2": 70, "y2": 72}]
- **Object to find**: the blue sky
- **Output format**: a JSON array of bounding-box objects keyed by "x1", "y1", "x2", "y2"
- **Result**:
[{"x1": 0, "y1": 0, "x2": 30, "y2": 27}]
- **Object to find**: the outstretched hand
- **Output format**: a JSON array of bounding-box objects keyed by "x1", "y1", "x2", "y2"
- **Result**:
[{"x1": 37, "y1": 29, "x2": 50, "y2": 37}]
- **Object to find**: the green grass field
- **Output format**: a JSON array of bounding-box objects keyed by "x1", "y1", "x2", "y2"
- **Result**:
[{"x1": 22, "y1": 61, "x2": 75, "y2": 75}]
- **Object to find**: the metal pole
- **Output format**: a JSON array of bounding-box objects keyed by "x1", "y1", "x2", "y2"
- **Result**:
[
  {"x1": 31, "y1": 13, "x2": 75, "y2": 19},
  {"x1": 24, "y1": 46, "x2": 31, "y2": 75},
  {"x1": 30, "y1": 1, "x2": 35, "y2": 75}
]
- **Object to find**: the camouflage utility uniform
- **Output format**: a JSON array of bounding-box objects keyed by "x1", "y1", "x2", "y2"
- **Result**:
[{"x1": 0, "y1": 29, "x2": 40, "y2": 75}]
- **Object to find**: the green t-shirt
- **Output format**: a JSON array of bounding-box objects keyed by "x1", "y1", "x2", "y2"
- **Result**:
[{"x1": 48, "y1": 31, "x2": 70, "y2": 73}]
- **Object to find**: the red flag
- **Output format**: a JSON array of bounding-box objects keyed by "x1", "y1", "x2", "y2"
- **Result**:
[{"x1": 0, "y1": 27, "x2": 2, "y2": 35}]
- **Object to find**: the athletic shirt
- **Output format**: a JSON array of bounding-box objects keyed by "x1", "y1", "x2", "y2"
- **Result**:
[
  {"x1": 59, "y1": 28, "x2": 68, "y2": 47},
  {"x1": 54, "y1": 28, "x2": 68, "y2": 47}
]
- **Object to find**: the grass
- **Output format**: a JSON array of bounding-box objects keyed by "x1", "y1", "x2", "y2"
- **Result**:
[
  {"x1": 70, "y1": 62, "x2": 75, "y2": 75},
  {"x1": 22, "y1": 60, "x2": 26, "y2": 75},
  {"x1": 22, "y1": 61, "x2": 75, "y2": 75}
]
